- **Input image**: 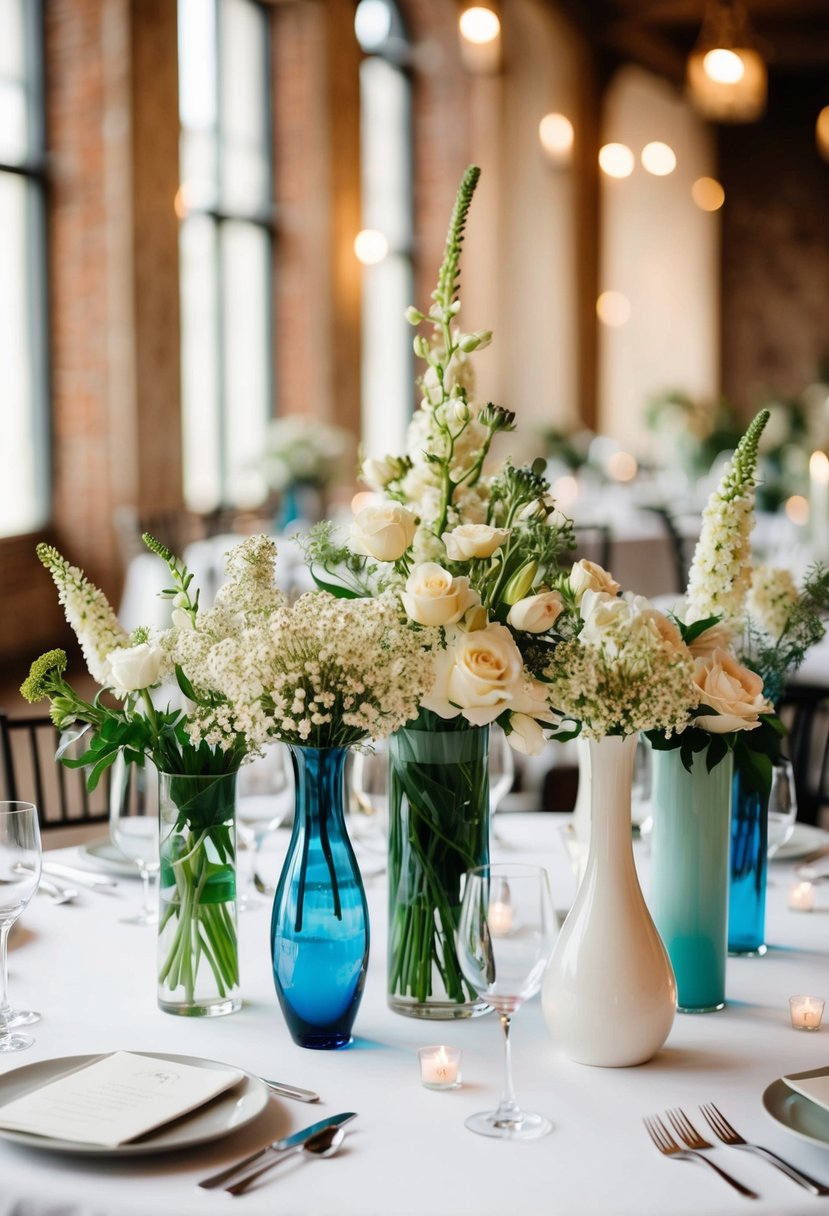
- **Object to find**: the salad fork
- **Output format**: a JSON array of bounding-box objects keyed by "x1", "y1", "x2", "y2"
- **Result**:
[
  {"x1": 643, "y1": 1113, "x2": 759, "y2": 1198},
  {"x1": 699, "y1": 1102, "x2": 829, "y2": 1195}
]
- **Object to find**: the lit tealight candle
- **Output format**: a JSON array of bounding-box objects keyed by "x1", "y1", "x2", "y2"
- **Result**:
[
  {"x1": 418, "y1": 1045, "x2": 462, "y2": 1090},
  {"x1": 488, "y1": 899, "x2": 513, "y2": 937},
  {"x1": 789, "y1": 994, "x2": 825, "y2": 1032},
  {"x1": 788, "y1": 880, "x2": 816, "y2": 912}
]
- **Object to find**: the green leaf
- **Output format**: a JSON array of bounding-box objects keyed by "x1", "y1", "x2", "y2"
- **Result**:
[{"x1": 310, "y1": 569, "x2": 361, "y2": 599}]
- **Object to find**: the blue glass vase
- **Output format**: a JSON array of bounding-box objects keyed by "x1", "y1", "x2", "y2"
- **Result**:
[
  {"x1": 271, "y1": 745, "x2": 369, "y2": 1049},
  {"x1": 727, "y1": 770, "x2": 768, "y2": 957},
  {"x1": 649, "y1": 748, "x2": 733, "y2": 1012}
]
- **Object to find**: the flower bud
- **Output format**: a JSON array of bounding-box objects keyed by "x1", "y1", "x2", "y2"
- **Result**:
[
  {"x1": 413, "y1": 335, "x2": 430, "y2": 359},
  {"x1": 405, "y1": 306, "x2": 425, "y2": 325},
  {"x1": 502, "y1": 560, "x2": 538, "y2": 605}
]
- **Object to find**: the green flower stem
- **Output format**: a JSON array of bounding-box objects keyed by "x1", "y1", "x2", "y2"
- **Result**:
[
  {"x1": 158, "y1": 824, "x2": 238, "y2": 1006},
  {"x1": 388, "y1": 726, "x2": 489, "y2": 1008}
]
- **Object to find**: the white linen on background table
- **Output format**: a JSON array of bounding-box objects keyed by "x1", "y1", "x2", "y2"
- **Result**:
[{"x1": 1, "y1": 813, "x2": 828, "y2": 1216}]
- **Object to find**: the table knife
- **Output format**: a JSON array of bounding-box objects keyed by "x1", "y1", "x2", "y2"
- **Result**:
[{"x1": 196, "y1": 1111, "x2": 356, "y2": 1189}]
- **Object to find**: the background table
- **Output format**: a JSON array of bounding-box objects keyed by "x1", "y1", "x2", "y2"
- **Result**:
[{"x1": 2, "y1": 814, "x2": 828, "y2": 1216}]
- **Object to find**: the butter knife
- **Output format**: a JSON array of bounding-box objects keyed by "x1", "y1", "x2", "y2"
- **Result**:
[
  {"x1": 260, "y1": 1077, "x2": 320, "y2": 1103},
  {"x1": 196, "y1": 1111, "x2": 356, "y2": 1189}
]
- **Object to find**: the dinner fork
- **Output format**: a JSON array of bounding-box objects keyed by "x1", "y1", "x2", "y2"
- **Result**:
[
  {"x1": 643, "y1": 1114, "x2": 759, "y2": 1198},
  {"x1": 699, "y1": 1102, "x2": 829, "y2": 1196}
]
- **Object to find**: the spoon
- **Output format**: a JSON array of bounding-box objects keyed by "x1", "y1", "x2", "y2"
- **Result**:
[{"x1": 225, "y1": 1126, "x2": 346, "y2": 1195}]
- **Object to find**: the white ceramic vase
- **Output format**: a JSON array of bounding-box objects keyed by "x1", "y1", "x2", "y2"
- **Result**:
[{"x1": 542, "y1": 733, "x2": 676, "y2": 1067}]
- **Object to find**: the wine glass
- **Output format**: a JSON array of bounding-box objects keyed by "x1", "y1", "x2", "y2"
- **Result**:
[
  {"x1": 348, "y1": 742, "x2": 389, "y2": 860},
  {"x1": 236, "y1": 745, "x2": 293, "y2": 907},
  {"x1": 109, "y1": 755, "x2": 159, "y2": 925},
  {"x1": 457, "y1": 862, "x2": 556, "y2": 1139},
  {"x1": 0, "y1": 802, "x2": 42, "y2": 1052},
  {"x1": 767, "y1": 758, "x2": 797, "y2": 859}
]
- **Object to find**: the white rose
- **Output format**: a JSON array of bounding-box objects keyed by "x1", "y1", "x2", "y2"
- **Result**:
[
  {"x1": 422, "y1": 623, "x2": 525, "y2": 726},
  {"x1": 351, "y1": 503, "x2": 417, "y2": 562},
  {"x1": 442, "y1": 524, "x2": 510, "y2": 561},
  {"x1": 578, "y1": 590, "x2": 628, "y2": 650},
  {"x1": 507, "y1": 713, "x2": 547, "y2": 756},
  {"x1": 691, "y1": 649, "x2": 771, "y2": 733},
  {"x1": 107, "y1": 642, "x2": 164, "y2": 696},
  {"x1": 569, "y1": 559, "x2": 620, "y2": 602},
  {"x1": 360, "y1": 456, "x2": 397, "y2": 490},
  {"x1": 507, "y1": 591, "x2": 565, "y2": 634},
  {"x1": 400, "y1": 563, "x2": 480, "y2": 627}
]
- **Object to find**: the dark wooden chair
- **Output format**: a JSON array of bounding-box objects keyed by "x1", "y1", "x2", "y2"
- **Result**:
[
  {"x1": 777, "y1": 684, "x2": 829, "y2": 827},
  {"x1": 0, "y1": 711, "x2": 110, "y2": 830}
]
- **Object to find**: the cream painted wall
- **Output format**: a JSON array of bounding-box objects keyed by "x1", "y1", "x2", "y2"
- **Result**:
[
  {"x1": 463, "y1": 0, "x2": 582, "y2": 456},
  {"x1": 598, "y1": 66, "x2": 720, "y2": 454}
]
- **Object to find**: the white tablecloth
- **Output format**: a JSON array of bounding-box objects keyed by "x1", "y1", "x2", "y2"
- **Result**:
[{"x1": 2, "y1": 815, "x2": 828, "y2": 1216}]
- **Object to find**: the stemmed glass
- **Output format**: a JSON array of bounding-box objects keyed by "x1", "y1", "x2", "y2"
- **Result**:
[
  {"x1": 348, "y1": 742, "x2": 389, "y2": 863},
  {"x1": 109, "y1": 754, "x2": 159, "y2": 925},
  {"x1": 0, "y1": 802, "x2": 42, "y2": 1052},
  {"x1": 767, "y1": 758, "x2": 797, "y2": 860},
  {"x1": 457, "y1": 862, "x2": 556, "y2": 1139},
  {"x1": 236, "y1": 744, "x2": 293, "y2": 907}
]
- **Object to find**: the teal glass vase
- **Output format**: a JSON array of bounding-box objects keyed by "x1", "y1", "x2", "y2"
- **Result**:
[
  {"x1": 649, "y1": 747, "x2": 733, "y2": 1012},
  {"x1": 728, "y1": 769, "x2": 768, "y2": 956},
  {"x1": 271, "y1": 745, "x2": 369, "y2": 1049}
]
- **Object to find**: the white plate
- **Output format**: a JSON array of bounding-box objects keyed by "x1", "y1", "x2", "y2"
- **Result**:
[
  {"x1": 77, "y1": 838, "x2": 141, "y2": 878},
  {"x1": 0, "y1": 1052, "x2": 270, "y2": 1156},
  {"x1": 763, "y1": 1069, "x2": 829, "y2": 1149},
  {"x1": 770, "y1": 823, "x2": 829, "y2": 863}
]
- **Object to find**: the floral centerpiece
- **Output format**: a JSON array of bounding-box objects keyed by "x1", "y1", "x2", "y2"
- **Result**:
[
  {"x1": 263, "y1": 414, "x2": 354, "y2": 527},
  {"x1": 21, "y1": 534, "x2": 285, "y2": 1016},
  {"x1": 196, "y1": 583, "x2": 436, "y2": 1045},
  {"x1": 304, "y1": 165, "x2": 576, "y2": 1016}
]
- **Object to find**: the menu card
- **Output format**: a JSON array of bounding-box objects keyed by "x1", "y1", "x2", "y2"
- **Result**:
[
  {"x1": 0, "y1": 1051, "x2": 244, "y2": 1147},
  {"x1": 783, "y1": 1068, "x2": 829, "y2": 1115}
]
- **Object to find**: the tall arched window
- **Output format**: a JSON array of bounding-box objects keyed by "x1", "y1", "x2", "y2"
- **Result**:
[
  {"x1": 355, "y1": 0, "x2": 414, "y2": 459},
  {"x1": 0, "y1": 0, "x2": 48, "y2": 537},
  {"x1": 177, "y1": 0, "x2": 273, "y2": 512}
]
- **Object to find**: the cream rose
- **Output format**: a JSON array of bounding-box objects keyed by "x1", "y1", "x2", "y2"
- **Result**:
[
  {"x1": 351, "y1": 503, "x2": 417, "y2": 562},
  {"x1": 442, "y1": 524, "x2": 510, "y2": 561},
  {"x1": 422, "y1": 622, "x2": 525, "y2": 726},
  {"x1": 569, "y1": 559, "x2": 620, "y2": 602},
  {"x1": 506, "y1": 713, "x2": 547, "y2": 756},
  {"x1": 400, "y1": 563, "x2": 480, "y2": 627},
  {"x1": 107, "y1": 642, "x2": 164, "y2": 696},
  {"x1": 360, "y1": 456, "x2": 397, "y2": 490},
  {"x1": 507, "y1": 591, "x2": 565, "y2": 634},
  {"x1": 691, "y1": 649, "x2": 771, "y2": 733}
]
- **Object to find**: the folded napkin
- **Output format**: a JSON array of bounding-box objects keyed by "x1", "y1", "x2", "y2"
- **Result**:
[
  {"x1": 783, "y1": 1067, "x2": 829, "y2": 1115},
  {"x1": 0, "y1": 1051, "x2": 244, "y2": 1147}
]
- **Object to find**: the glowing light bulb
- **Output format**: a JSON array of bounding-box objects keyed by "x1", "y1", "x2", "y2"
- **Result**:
[
  {"x1": 596, "y1": 291, "x2": 631, "y2": 327},
  {"x1": 703, "y1": 48, "x2": 745, "y2": 84},
  {"x1": 459, "y1": 5, "x2": 500, "y2": 44},
  {"x1": 641, "y1": 142, "x2": 676, "y2": 176},
  {"x1": 354, "y1": 229, "x2": 388, "y2": 265},
  {"x1": 538, "y1": 113, "x2": 574, "y2": 163},
  {"x1": 692, "y1": 177, "x2": 725, "y2": 211},
  {"x1": 598, "y1": 143, "x2": 634, "y2": 179}
]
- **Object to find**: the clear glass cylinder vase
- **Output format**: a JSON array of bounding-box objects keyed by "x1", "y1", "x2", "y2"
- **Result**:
[
  {"x1": 271, "y1": 745, "x2": 369, "y2": 1050},
  {"x1": 542, "y1": 734, "x2": 676, "y2": 1066},
  {"x1": 728, "y1": 768, "x2": 768, "y2": 957},
  {"x1": 387, "y1": 723, "x2": 490, "y2": 1020},
  {"x1": 157, "y1": 770, "x2": 240, "y2": 1017},
  {"x1": 649, "y1": 748, "x2": 733, "y2": 1012}
]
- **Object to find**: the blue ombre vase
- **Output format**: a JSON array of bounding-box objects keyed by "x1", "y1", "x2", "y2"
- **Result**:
[
  {"x1": 271, "y1": 745, "x2": 369, "y2": 1049},
  {"x1": 649, "y1": 748, "x2": 733, "y2": 1012},
  {"x1": 727, "y1": 770, "x2": 768, "y2": 957}
]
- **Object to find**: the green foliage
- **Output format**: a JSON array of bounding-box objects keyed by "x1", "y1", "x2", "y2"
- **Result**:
[
  {"x1": 745, "y1": 563, "x2": 829, "y2": 700},
  {"x1": 433, "y1": 164, "x2": 480, "y2": 313}
]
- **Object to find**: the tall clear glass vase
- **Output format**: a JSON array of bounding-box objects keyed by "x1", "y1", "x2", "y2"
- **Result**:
[
  {"x1": 157, "y1": 770, "x2": 240, "y2": 1017},
  {"x1": 728, "y1": 768, "x2": 768, "y2": 956},
  {"x1": 271, "y1": 745, "x2": 369, "y2": 1050},
  {"x1": 387, "y1": 723, "x2": 490, "y2": 1020}
]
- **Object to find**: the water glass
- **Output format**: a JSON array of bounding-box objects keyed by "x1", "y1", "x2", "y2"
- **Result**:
[
  {"x1": 0, "y1": 803, "x2": 42, "y2": 1052},
  {"x1": 109, "y1": 755, "x2": 159, "y2": 924}
]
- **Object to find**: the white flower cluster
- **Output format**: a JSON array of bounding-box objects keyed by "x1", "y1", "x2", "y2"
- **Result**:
[
  {"x1": 545, "y1": 581, "x2": 698, "y2": 738},
  {"x1": 263, "y1": 416, "x2": 352, "y2": 491},
  {"x1": 36, "y1": 544, "x2": 130, "y2": 689},
  {"x1": 684, "y1": 409, "x2": 769, "y2": 627},
  {"x1": 746, "y1": 564, "x2": 799, "y2": 641},
  {"x1": 191, "y1": 590, "x2": 438, "y2": 750}
]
